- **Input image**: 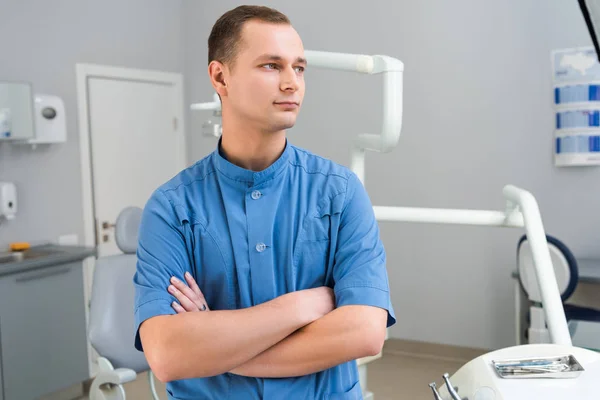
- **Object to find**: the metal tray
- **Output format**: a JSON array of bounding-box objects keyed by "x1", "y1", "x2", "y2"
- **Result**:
[{"x1": 492, "y1": 355, "x2": 585, "y2": 379}]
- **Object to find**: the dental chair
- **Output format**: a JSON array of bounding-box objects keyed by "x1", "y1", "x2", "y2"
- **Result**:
[
  {"x1": 517, "y1": 234, "x2": 600, "y2": 348},
  {"x1": 88, "y1": 206, "x2": 162, "y2": 400}
]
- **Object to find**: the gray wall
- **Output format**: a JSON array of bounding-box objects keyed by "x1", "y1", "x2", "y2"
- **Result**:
[
  {"x1": 0, "y1": 0, "x2": 184, "y2": 248},
  {"x1": 184, "y1": 0, "x2": 597, "y2": 350}
]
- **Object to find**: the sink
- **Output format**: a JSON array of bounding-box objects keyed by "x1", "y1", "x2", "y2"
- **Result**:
[
  {"x1": 0, "y1": 247, "x2": 67, "y2": 265},
  {"x1": 0, "y1": 253, "x2": 22, "y2": 264}
]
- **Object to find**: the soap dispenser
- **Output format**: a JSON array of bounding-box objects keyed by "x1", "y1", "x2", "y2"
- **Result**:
[{"x1": 0, "y1": 182, "x2": 17, "y2": 221}]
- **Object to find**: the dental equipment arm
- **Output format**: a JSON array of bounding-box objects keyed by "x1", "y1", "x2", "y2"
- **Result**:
[
  {"x1": 374, "y1": 184, "x2": 572, "y2": 347},
  {"x1": 302, "y1": 51, "x2": 404, "y2": 182},
  {"x1": 190, "y1": 93, "x2": 220, "y2": 111},
  {"x1": 503, "y1": 185, "x2": 571, "y2": 345},
  {"x1": 229, "y1": 305, "x2": 387, "y2": 378}
]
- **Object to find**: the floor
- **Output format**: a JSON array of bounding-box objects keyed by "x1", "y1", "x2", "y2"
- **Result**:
[
  {"x1": 77, "y1": 339, "x2": 485, "y2": 400},
  {"x1": 367, "y1": 352, "x2": 464, "y2": 399},
  {"x1": 103, "y1": 355, "x2": 463, "y2": 400}
]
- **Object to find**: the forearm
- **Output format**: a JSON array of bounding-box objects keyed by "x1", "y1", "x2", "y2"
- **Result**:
[
  {"x1": 142, "y1": 292, "x2": 310, "y2": 381},
  {"x1": 230, "y1": 305, "x2": 387, "y2": 378}
]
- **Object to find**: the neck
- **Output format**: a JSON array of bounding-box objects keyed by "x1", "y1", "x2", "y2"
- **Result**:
[{"x1": 220, "y1": 119, "x2": 286, "y2": 172}]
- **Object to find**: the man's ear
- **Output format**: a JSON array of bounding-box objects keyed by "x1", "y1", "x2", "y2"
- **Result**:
[{"x1": 208, "y1": 61, "x2": 228, "y2": 98}]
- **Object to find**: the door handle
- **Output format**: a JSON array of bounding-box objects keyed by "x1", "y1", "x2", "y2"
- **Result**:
[{"x1": 102, "y1": 221, "x2": 115, "y2": 230}]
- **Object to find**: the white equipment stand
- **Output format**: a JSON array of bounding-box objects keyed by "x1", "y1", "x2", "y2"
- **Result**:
[{"x1": 192, "y1": 50, "x2": 600, "y2": 400}]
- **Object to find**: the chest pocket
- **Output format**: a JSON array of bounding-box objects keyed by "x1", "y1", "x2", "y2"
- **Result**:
[{"x1": 292, "y1": 193, "x2": 345, "y2": 290}]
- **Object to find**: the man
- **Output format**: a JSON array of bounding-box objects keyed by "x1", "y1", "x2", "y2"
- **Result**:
[{"x1": 134, "y1": 5, "x2": 396, "y2": 399}]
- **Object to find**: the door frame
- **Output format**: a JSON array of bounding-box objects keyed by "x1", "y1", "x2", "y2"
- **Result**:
[{"x1": 75, "y1": 63, "x2": 186, "y2": 376}]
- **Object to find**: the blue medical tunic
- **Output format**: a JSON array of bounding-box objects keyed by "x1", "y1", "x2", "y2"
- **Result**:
[{"x1": 134, "y1": 138, "x2": 396, "y2": 400}]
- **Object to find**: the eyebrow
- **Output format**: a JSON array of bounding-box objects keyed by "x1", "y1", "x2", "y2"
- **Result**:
[{"x1": 254, "y1": 54, "x2": 307, "y2": 65}]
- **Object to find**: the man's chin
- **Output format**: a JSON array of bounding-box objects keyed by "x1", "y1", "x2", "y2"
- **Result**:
[{"x1": 270, "y1": 117, "x2": 297, "y2": 132}]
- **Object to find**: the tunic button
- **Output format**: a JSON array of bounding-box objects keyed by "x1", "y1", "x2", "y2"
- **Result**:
[
  {"x1": 251, "y1": 190, "x2": 262, "y2": 200},
  {"x1": 256, "y1": 243, "x2": 266, "y2": 252}
]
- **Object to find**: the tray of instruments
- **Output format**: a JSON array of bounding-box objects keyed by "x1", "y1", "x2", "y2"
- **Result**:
[{"x1": 492, "y1": 355, "x2": 584, "y2": 379}]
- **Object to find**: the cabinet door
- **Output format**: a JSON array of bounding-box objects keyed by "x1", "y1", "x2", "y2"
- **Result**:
[{"x1": 0, "y1": 263, "x2": 89, "y2": 400}]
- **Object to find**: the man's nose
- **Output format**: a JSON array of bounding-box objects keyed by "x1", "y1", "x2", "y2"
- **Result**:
[{"x1": 280, "y1": 67, "x2": 300, "y2": 92}]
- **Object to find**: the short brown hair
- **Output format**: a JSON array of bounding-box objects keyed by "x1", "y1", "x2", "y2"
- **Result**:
[{"x1": 208, "y1": 5, "x2": 290, "y2": 68}]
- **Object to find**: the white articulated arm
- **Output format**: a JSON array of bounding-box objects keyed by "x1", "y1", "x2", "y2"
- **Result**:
[
  {"x1": 303, "y1": 50, "x2": 404, "y2": 181},
  {"x1": 503, "y1": 185, "x2": 572, "y2": 346},
  {"x1": 190, "y1": 93, "x2": 221, "y2": 111},
  {"x1": 371, "y1": 184, "x2": 571, "y2": 346},
  {"x1": 373, "y1": 206, "x2": 524, "y2": 227}
]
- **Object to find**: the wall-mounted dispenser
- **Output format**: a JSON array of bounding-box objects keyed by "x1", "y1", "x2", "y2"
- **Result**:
[
  {"x1": 0, "y1": 182, "x2": 17, "y2": 221},
  {"x1": 26, "y1": 94, "x2": 67, "y2": 146}
]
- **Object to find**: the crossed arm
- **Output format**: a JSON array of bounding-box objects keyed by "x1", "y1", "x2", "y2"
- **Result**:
[{"x1": 139, "y1": 273, "x2": 388, "y2": 382}]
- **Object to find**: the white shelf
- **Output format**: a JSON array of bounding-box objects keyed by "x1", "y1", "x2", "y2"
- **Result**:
[{"x1": 555, "y1": 153, "x2": 600, "y2": 166}]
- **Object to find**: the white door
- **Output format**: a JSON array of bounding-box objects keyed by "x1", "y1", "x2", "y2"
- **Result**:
[{"x1": 88, "y1": 76, "x2": 185, "y2": 257}]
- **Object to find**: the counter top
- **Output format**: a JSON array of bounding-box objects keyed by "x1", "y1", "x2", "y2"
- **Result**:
[{"x1": 0, "y1": 244, "x2": 96, "y2": 277}]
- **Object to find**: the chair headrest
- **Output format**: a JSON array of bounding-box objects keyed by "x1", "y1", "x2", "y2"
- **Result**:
[
  {"x1": 115, "y1": 206, "x2": 143, "y2": 254},
  {"x1": 517, "y1": 234, "x2": 578, "y2": 302}
]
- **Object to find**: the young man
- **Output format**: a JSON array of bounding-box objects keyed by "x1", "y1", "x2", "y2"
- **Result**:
[{"x1": 134, "y1": 5, "x2": 396, "y2": 399}]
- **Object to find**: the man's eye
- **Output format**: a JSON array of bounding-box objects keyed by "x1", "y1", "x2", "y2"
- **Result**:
[
  {"x1": 294, "y1": 66, "x2": 305, "y2": 73},
  {"x1": 263, "y1": 63, "x2": 278, "y2": 70}
]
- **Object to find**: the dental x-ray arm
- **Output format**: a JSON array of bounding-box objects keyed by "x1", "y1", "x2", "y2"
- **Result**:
[{"x1": 301, "y1": 51, "x2": 404, "y2": 181}]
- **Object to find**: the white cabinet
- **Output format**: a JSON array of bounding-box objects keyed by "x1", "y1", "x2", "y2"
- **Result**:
[{"x1": 0, "y1": 82, "x2": 35, "y2": 141}]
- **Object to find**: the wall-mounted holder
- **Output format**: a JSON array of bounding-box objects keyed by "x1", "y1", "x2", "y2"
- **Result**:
[
  {"x1": 552, "y1": 47, "x2": 600, "y2": 167},
  {"x1": 13, "y1": 94, "x2": 67, "y2": 149},
  {"x1": 0, "y1": 182, "x2": 17, "y2": 222}
]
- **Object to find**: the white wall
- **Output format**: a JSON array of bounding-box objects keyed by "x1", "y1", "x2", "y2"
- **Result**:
[
  {"x1": 0, "y1": 0, "x2": 184, "y2": 249},
  {"x1": 184, "y1": 0, "x2": 597, "y2": 350}
]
